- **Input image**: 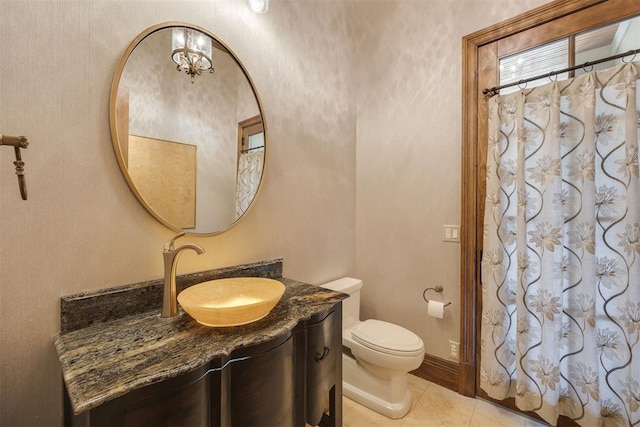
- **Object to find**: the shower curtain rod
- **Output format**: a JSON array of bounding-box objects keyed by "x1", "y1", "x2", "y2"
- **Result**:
[
  {"x1": 482, "y1": 48, "x2": 639, "y2": 96},
  {"x1": 241, "y1": 145, "x2": 264, "y2": 154}
]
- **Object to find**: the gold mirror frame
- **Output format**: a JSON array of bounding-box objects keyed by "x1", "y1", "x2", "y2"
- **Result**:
[{"x1": 109, "y1": 22, "x2": 267, "y2": 236}]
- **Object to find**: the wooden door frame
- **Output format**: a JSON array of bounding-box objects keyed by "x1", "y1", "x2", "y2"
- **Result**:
[{"x1": 459, "y1": 0, "x2": 640, "y2": 397}]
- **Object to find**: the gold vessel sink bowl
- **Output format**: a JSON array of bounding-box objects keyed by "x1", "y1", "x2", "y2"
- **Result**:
[{"x1": 177, "y1": 278, "x2": 286, "y2": 327}]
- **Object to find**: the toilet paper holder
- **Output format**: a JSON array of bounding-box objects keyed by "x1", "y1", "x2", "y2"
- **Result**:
[{"x1": 422, "y1": 286, "x2": 451, "y2": 307}]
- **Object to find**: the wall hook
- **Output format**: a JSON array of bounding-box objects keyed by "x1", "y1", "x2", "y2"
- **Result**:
[
  {"x1": 422, "y1": 285, "x2": 451, "y2": 307},
  {"x1": 1, "y1": 134, "x2": 29, "y2": 200}
]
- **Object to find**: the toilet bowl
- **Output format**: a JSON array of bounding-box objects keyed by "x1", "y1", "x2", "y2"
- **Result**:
[{"x1": 321, "y1": 278, "x2": 425, "y2": 419}]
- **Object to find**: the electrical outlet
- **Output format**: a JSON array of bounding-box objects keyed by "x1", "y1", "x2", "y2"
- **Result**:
[{"x1": 449, "y1": 340, "x2": 459, "y2": 360}]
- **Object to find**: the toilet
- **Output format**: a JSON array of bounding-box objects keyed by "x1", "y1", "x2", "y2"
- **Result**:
[{"x1": 321, "y1": 277, "x2": 425, "y2": 419}]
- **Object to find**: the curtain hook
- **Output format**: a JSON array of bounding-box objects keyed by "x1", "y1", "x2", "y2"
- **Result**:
[
  {"x1": 518, "y1": 79, "x2": 527, "y2": 90},
  {"x1": 583, "y1": 61, "x2": 593, "y2": 73},
  {"x1": 621, "y1": 50, "x2": 637, "y2": 63},
  {"x1": 548, "y1": 71, "x2": 557, "y2": 82}
]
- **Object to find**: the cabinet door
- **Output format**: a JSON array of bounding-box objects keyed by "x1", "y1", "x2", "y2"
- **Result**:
[
  {"x1": 306, "y1": 308, "x2": 341, "y2": 426},
  {"x1": 123, "y1": 373, "x2": 211, "y2": 426},
  {"x1": 65, "y1": 365, "x2": 215, "y2": 427},
  {"x1": 227, "y1": 334, "x2": 296, "y2": 427}
]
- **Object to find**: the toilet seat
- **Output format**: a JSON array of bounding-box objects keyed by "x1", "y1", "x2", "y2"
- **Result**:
[{"x1": 351, "y1": 319, "x2": 424, "y2": 357}]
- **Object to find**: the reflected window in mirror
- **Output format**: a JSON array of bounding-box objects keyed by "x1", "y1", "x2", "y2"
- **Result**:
[
  {"x1": 238, "y1": 115, "x2": 265, "y2": 155},
  {"x1": 236, "y1": 116, "x2": 264, "y2": 218}
]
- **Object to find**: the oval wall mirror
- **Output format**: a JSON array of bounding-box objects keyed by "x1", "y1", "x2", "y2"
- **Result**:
[{"x1": 110, "y1": 22, "x2": 266, "y2": 235}]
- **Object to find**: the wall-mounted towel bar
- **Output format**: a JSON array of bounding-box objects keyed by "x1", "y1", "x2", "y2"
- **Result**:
[{"x1": 1, "y1": 134, "x2": 29, "y2": 200}]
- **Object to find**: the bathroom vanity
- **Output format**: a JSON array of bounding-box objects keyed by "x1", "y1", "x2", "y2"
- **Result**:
[
  {"x1": 65, "y1": 20, "x2": 349, "y2": 425},
  {"x1": 55, "y1": 259, "x2": 346, "y2": 426}
]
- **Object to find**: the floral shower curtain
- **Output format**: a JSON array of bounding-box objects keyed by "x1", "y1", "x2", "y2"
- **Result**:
[
  {"x1": 481, "y1": 61, "x2": 640, "y2": 427},
  {"x1": 235, "y1": 147, "x2": 264, "y2": 218}
]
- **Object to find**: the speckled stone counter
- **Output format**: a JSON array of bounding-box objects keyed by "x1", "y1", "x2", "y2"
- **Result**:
[
  {"x1": 59, "y1": 258, "x2": 284, "y2": 334},
  {"x1": 54, "y1": 259, "x2": 346, "y2": 415}
]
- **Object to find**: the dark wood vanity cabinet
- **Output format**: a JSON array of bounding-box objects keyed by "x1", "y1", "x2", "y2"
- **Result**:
[
  {"x1": 306, "y1": 309, "x2": 341, "y2": 427},
  {"x1": 64, "y1": 303, "x2": 342, "y2": 427}
]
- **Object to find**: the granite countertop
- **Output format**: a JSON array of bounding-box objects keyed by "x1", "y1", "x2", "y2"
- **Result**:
[{"x1": 54, "y1": 260, "x2": 346, "y2": 415}]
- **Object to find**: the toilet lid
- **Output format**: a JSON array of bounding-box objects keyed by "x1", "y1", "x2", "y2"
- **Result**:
[{"x1": 351, "y1": 319, "x2": 424, "y2": 356}]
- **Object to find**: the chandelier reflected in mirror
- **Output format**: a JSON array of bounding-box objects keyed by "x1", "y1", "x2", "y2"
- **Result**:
[{"x1": 171, "y1": 28, "x2": 214, "y2": 82}]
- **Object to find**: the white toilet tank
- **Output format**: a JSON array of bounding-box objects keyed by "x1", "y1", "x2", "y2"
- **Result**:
[{"x1": 321, "y1": 277, "x2": 362, "y2": 329}]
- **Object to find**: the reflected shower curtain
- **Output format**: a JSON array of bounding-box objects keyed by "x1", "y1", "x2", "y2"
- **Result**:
[
  {"x1": 235, "y1": 147, "x2": 264, "y2": 218},
  {"x1": 481, "y1": 61, "x2": 640, "y2": 427}
]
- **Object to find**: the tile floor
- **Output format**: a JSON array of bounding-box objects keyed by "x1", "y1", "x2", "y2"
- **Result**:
[{"x1": 341, "y1": 374, "x2": 550, "y2": 427}]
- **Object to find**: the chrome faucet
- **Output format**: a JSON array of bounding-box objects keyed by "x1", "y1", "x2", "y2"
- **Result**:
[{"x1": 161, "y1": 232, "x2": 205, "y2": 318}]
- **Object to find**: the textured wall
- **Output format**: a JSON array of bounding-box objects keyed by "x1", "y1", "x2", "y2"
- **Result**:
[
  {"x1": 0, "y1": 0, "x2": 560, "y2": 424},
  {"x1": 0, "y1": 0, "x2": 354, "y2": 424},
  {"x1": 352, "y1": 0, "x2": 549, "y2": 360}
]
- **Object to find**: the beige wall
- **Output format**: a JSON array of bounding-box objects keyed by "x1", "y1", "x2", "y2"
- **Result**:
[
  {"x1": 352, "y1": 0, "x2": 549, "y2": 360},
  {"x1": 0, "y1": 0, "x2": 558, "y2": 424}
]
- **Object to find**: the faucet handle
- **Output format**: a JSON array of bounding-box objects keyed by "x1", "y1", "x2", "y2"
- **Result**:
[{"x1": 164, "y1": 232, "x2": 186, "y2": 251}]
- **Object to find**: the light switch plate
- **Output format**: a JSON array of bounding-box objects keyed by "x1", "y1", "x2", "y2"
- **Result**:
[{"x1": 443, "y1": 225, "x2": 460, "y2": 242}]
